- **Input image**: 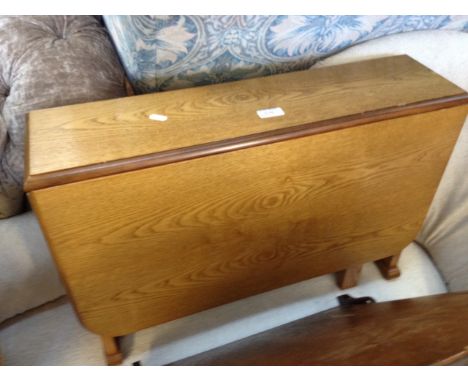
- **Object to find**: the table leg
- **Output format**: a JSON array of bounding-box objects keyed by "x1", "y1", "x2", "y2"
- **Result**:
[
  {"x1": 375, "y1": 254, "x2": 401, "y2": 279},
  {"x1": 335, "y1": 265, "x2": 363, "y2": 289},
  {"x1": 101, "y1": 335, "x2": 123, "y2": 366}
]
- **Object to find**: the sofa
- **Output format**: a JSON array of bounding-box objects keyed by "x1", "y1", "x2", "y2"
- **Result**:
[{"x1": 1, "y1": 15, "x2": 468, "y2": 365}]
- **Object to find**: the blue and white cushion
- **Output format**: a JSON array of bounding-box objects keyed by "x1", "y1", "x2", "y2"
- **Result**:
[{"x1": 104, "y1": 15, "x2": 468, "y2": 93}]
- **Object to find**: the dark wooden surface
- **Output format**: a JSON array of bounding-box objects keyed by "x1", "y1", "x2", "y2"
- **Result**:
[{"x1": 171, "y1": 293, "x2": 468, "y2": 366}]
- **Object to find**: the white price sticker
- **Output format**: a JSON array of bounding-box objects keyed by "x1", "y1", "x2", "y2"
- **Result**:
[
  {"x1": 149, "y1": 113, "x2": 168, "y2": 122},
  {"x1": 256, "y1": 107, "x2": 285, "y2": 119}
]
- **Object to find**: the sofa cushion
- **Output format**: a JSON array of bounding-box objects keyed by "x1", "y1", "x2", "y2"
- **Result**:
[
  {"x1": 103, "y1": 15, "x2": 468, "y2": 93},
  {"x1": 418, "y1": 116, "x2": 468, "y2": 292},
  {"x1": 0, "y1": 16, "x2": 126, "y2": 218},
  {"x1": 0, "y1": 211, "x2": 65, "y2": 323}
]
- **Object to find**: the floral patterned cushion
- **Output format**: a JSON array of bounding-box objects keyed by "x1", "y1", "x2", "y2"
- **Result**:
[{"x1": 103, "y1": 15, "x2": 468, "y2": 93}]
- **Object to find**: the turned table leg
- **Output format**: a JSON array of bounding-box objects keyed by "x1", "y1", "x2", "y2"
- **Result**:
[
  {"x1": 101, "y1": 336, "x2": 123, "y2": 366},
  {"x1": 335, "y1": 265, "x2": 363, "y2": 289},
  {"x1": 375, "y1": 254, "x2": 401, "y2": 279}
]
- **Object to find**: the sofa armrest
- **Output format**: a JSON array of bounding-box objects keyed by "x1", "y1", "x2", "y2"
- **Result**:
[{"x1": 0, "y1": 16, "x2": 127, "y2": 218}]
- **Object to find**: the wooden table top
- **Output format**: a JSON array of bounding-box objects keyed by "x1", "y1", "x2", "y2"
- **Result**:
[
  {"x1": 171, "y1": 292, "x2": 468, "y2": 366},
  {"x1": 25, "y1": 55, "x2": 468, "y2": 191}
]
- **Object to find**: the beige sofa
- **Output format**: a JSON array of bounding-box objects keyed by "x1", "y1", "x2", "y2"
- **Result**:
[{"x1": 1, "y1": 27, "x2": 468, "y2": 365}]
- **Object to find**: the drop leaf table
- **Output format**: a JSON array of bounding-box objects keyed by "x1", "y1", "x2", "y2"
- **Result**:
[{"x1": 24, "y1": 55, "x2": 468, "y2": 365}]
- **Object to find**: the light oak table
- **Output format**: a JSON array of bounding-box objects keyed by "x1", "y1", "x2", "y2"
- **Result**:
[{"x1": 24, "y1": 55, "x2": 468, "y2": 365}]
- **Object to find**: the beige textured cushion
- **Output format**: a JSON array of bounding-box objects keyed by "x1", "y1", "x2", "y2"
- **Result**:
[
  {"x1": 0, "y1": 212, "x2": 65, "y2": 323},
  {"x1": 418, "y1": 118, "x2": 468, "y2": 291},
  {"x1": 0, "y1": 16, "x2": 126, "y2": 218}
]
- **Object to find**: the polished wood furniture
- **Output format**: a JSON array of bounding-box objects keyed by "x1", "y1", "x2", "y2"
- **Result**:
[
  {"x1": 24, "y1": 56, "x2": 468, "y2": 365},
  {"x1": 171, "y1": 293, "x2": 468, "y2": 366}
]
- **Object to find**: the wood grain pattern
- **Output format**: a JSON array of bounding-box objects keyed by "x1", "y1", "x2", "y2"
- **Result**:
[
  {"x1": 28, "y1": 105, "x2": 468, "y2": 337},
  {"x1": 433, "y1": 347, "x2": 468, "y2": 366},
  {"x1": 23, "y1": 94, "x2": 468, "y2": 192},
  {"x1": 170, "y1": 293, "x2": 468, "y2": 366},
  {"x1": 25, "y1": 55, "x2": 467, "y2": 183}
]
